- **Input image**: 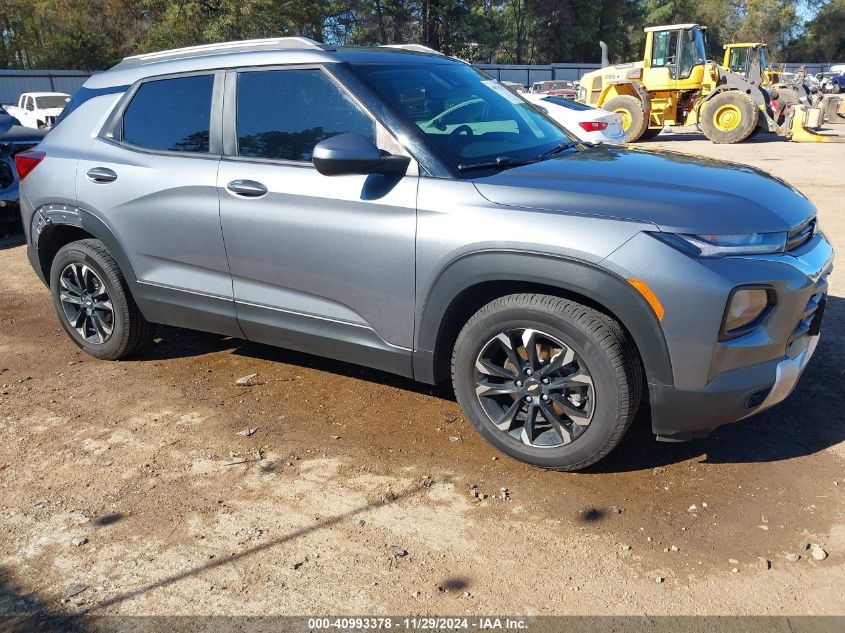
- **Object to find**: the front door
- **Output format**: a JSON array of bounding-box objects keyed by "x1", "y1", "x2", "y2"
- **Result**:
[{"x1": 217, "y1": 66, "x2": 418, "y2": 376}]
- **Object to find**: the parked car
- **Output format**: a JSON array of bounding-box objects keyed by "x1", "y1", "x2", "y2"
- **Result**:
[
  {"x1": 3, "y1": 92, "x2": 70, "y2": 129},
  {"x1": 530, "y1": 80, "x2": 577, "y2": 99},
  {"x1": 522, "y1": 93, "x2": 626, "y2": 143},
  {"x1": 18, "y1": 39, "x2": 832, "y2": 470},
  {"x1": 1, "y1": 124, "x2": 45, "y2": 233},
  {"x1": 499, "y1": 80, "x2": 525, "y2": 93}
]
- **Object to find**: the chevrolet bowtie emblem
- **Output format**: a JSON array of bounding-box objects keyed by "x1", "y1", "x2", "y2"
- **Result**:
[{"x1": 527, "y1": 383, "x2": 539, "y2": 392}]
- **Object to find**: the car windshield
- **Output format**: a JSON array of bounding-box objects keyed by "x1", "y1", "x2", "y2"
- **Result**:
[
  {"x1": 35, "y1": 95, "x2": 68, "y2": 109},
  {"x1": 351, "y1": 62, "x2": 572, "y2": 170},
  {"x1": 541, "y1": 96, "x2": 594, "y2": 111}
]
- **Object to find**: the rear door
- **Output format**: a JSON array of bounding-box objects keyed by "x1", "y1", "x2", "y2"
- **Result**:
[
  {"x1": 76, "y1": 72, "x2": 240, "y2": 336},
  {"x1": 217, "y1": 65, "x2": 419, "y2": 375}
]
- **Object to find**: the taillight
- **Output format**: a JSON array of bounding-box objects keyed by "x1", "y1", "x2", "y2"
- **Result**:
[
  {"x1": 579, "y1": 121, "x2": 609, "y2": 132},
  {"x1": 15, "y1": 150, "x2": 46, "y2": 182}
]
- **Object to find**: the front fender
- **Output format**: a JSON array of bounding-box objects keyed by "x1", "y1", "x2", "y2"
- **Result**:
[{"x1": 413, "y1": 250, "x2": 673, "y2": 391}]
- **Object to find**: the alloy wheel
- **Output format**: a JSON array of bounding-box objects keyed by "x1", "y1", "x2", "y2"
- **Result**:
[
  {"x1": 474, "y1": 328, "x2": 595, "y2": 447},
  {"x1": 58, "y1": 263, "x2": 114, "y2": 344}
]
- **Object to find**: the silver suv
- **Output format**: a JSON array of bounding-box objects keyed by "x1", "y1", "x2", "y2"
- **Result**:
[{"x1": 17, "y1": 38, "x2": 833, "y2": 470}]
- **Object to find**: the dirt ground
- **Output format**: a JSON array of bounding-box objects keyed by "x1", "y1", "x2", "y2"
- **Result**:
[{"x1": 1, "y1": 131, "x2": 844, "y2": 620}]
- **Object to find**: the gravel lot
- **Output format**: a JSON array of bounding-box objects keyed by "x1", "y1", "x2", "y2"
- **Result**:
[{"x1": 1, "y1": 131, "x2": 844, "y2": 619}]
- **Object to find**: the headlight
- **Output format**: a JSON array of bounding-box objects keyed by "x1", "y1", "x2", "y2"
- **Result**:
[
  {"x1": 655, "y1": 232, "x2": 787, "y2": 257},
  {"x1": 722, "y1": 287, "x2": 774, "y2": 337}
]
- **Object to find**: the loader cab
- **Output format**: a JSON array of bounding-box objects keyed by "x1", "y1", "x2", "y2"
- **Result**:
[
  {"x1": 722, "y1": 42, "x2": 769, "y2": 79},
  {"x1": 644, "y1": 24, "x2": 707, "y2": 90}
]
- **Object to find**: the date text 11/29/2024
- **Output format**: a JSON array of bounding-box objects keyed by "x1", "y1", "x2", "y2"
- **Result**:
[{"x1": 307, "y1": 617, "x2": 528, "y2": 630}]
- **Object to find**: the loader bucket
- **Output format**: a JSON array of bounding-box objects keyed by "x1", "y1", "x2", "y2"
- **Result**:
[{"x1": 789, "y1": 106, "x2": 843, "y2": 142}]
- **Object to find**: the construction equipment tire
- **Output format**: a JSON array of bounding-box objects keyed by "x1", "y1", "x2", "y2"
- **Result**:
[
  {"x1": 603, "y1": 95, "x2": 649, "y2": 142},
  {"x1": 701, "y1": 91, "x2": 759, "y2": 144}
]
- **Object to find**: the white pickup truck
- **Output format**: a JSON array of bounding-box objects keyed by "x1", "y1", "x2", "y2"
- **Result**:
[{"x1": 3, "y1": 92, "x2": 70, "y2": 129}]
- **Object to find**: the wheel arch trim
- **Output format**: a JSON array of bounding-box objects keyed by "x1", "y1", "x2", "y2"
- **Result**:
[
  {"x1": 413, "y1": 249, "x2": 673, "y2": 390},
  {"x1": 30, "y1": 204, "x2": 142, "y2": 300}
]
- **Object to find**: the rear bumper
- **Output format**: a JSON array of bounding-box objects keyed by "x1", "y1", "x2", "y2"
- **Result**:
[{"x1": 649, "y1": 332, "x2": 819, "y2": 441}]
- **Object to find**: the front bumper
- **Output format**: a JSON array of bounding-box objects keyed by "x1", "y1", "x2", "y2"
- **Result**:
[
  {"x1": 650, "y1": 330, "x2": 820, "y2": 441},
  {"x1": 605, "y1": 229, "x2": 833, "y2": 440}
]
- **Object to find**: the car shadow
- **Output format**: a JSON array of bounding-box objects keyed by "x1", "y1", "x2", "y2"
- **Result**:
[
  {"x1": 140, "y1": 294, "x2": 844, "y2": 472},
  {"x1": 138, "y1": 326, "x2": 454, "y2": 401},
  {"x1": 643, "y1": 130, "x2": 786, "y2": 144}
]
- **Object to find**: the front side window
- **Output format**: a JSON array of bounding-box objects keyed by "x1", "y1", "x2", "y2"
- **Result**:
[
  {"x1": 122, "y1": 74, "x2": 214, "y2": 153},
  {"x1": 351, "y1": 62, "x2": 571, "y2": 171},
  {"x1": 651, "y1": 31, "x2": 679, "y2": 69},
  {"x1": 236, "y1": 69, "x2": 375, "y2": 162}
]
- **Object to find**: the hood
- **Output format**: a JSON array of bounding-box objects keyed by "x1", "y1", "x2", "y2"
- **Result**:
[
  {"x1": 40, "y1": 107, "x2": 65, "y2": 116},
  {"x1": 472, "y1": 144, "x2": 815, "y2": 234}
]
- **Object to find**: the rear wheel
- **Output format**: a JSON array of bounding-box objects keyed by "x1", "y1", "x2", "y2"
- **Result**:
[
  {"x1": 451, "y1": 294, "x2": 641, "y2": 471},
  {"x1": 603, "y1": 95, "x2": 649, "y2": 142},
  {"x1": 50, "y1": 239, "x2": 155, "y2": 360},
  {"x1": 701, "y1": 91, "x2": 759, "y2": 144}
]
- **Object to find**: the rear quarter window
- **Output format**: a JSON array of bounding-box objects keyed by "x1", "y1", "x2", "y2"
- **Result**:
[{"x1": 122, "y1": 75, "x2": 214, "y2": 153}]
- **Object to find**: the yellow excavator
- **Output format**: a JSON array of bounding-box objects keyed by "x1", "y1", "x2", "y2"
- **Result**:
[{"x1": 578, "y1": 24, "x2": 831, "y2": 143}]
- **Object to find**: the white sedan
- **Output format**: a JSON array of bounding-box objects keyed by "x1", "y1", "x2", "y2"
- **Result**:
[{"x1": 522, "y1": 93, "x2": 626, "y2": 143}]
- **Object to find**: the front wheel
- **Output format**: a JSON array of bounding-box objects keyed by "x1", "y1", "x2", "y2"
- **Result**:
[
  {"x1": 451, "y1": 294, "x2": 642, "y2": 471},
  {"x1": 701, "y1": 91, "x2": 759, "y2": 144}
]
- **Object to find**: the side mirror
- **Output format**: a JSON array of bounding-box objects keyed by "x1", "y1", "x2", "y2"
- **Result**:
[{"x1": 312, "y1": 133, "x2": 409, "y2": 177}]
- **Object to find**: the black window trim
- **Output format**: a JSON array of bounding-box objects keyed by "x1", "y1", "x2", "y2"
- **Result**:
[{"x1": 99, "y1": 69, "x2": 224, "y2": 159}]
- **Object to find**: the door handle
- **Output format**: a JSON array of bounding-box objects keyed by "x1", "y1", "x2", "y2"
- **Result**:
[
  {"x1": 86, "y1": 167, "x2": 117, "y2": 183},
  {"x1": 226, "y1": 179, "x2": 267, "y2": 197}
]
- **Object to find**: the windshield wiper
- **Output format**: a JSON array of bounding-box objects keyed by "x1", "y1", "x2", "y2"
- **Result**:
[
  {"x1": 457, "y1": 140, "x2": 596, "y2": 172},
  {"x1": 457, "y1": 156, "x2": 538, "y2": 172}
]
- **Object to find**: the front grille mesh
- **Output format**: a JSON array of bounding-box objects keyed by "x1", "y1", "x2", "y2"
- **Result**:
[{"x1": 788, "y1": 270, "x2": 828, "y2": 349}]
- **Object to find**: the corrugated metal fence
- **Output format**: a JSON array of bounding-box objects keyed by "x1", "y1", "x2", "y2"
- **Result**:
[
  {"x1": 477, "y1": 62, "x2": 836, "y2": 87},
  {"x1": 0, "y1": 70, "x2": 92, "y2": 105},
  {"x1": 0, "y1": 62, "x2": 836, "y2": 104}
]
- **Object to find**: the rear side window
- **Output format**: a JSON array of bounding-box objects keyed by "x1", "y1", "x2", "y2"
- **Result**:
[
  {"x1": 122, "y1": 75, "x2": 213, "y2": 153},
  {"x1": 235, "y1": 69, "x2": 375, "y2": 162}
]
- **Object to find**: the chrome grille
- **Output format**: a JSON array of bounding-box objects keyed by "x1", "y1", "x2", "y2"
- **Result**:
[{"x1": 786, "y1": 217, "x2": 816, "y2": 252}]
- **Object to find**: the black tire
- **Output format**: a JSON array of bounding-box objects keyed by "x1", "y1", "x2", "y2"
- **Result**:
[
  {"x1": 603, "y1": 95, "x2": 649, "y2": 142},
  {"x1": 701, "y1": 91, "x2": 759, "y2": 144},
  {"x1": 50, "y1": 239, "x2": 154, "y2": 360},
  {"x1": 451, "y1": 294, "x2": 641, "y2": 471}
]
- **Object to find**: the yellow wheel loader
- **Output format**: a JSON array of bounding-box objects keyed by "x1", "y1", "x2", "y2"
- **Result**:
[{"x1": 578, "y1": 24, "x2": 831, "y2": 143}]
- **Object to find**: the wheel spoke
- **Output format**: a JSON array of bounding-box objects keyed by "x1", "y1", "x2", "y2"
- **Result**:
[
  {"x1": 520, "y1": 404, "x2": 539, "y2": 445},
  {"x1": 495, "y1": 332, "x2": 524, "y2": 372},
  {"x1": 550, "y1": 393, "x2": 592, "y2": 424},
  {"x1": 495, "y1": 399, "x2": 523, "y2": 431},
  {"x1": 475, "y1": 380, "x2": 519, "y2": 397},
  {"x1": 539, "y1": 400, "x2": 573, "y2": 444},
  {"x1": 540, "y1": 346, "x2": 575, "y2": 376},
  {"x1": 548, "y1": 368, "x2": 594, "y2": 391},
  {"x1": 59, "y1": 292, "x2": 83, "y2": 305},
  {"x1": 94, "y1": 299, "x2": 113, "y2": 312},
  {"x1": 475, "y1": 358, "x2": 517, "y2": 380},
  {"x1": 522, "y1": 328, "x2": 540, "y2": 369}
]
